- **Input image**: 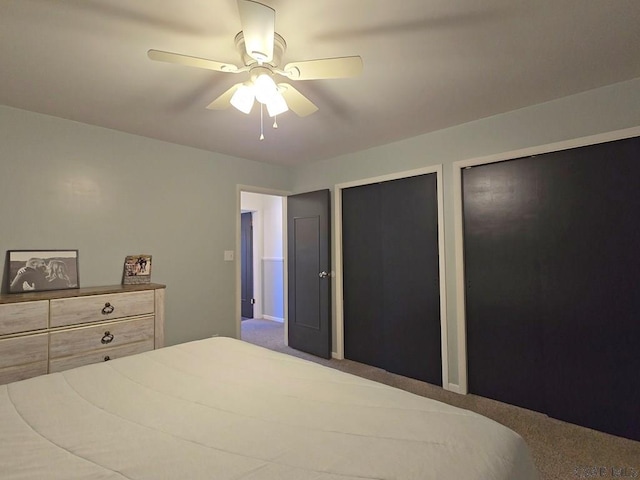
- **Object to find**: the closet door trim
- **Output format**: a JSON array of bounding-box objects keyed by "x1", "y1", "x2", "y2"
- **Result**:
[
  {"x1": 334, "y1": 165, "x2": 448, "y2": 389},
  {"x1": 452, "y1": 125, "x2": 640, "y2": 395}
]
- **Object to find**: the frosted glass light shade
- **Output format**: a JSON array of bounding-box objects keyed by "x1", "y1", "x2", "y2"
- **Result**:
[
  {"x1": 230, "y1": 84, "x2": 255, "y2": 114},
  {"x1": 266, "y1": 91, "x2": 289, "y2": 117},
  {"x1": 254, "y1": 74, "x2": 278, "y2": 104}
]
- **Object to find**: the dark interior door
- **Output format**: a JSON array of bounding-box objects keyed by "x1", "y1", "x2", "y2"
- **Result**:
[
  {"x1": 287, "y1": 190, "x2": 331, "y2": 358},
  {"x1": 463, "y1": 136, "x2": 640, "y2": 441},
  {"x1": 240, "y1": 212, "x2": 254, "y2": 319},
  {"x1": 343, "y1": 173, "x2": 442, "y2": 385}
]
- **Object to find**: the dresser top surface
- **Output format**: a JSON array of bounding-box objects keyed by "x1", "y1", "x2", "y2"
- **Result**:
[{"x1": 0, "y1": 283, "x2": 166, "y2": 305}]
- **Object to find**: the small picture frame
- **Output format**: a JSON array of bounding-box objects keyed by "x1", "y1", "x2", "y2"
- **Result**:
[
  {"x1": 123, "y1": 254, "x2": 152, "y2": 285},
  {"x1": 8, "y1": 250, "x2": 79, "y2": 293}
]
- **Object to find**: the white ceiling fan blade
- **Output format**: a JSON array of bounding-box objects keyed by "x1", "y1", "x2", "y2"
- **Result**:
[
  {"x1": 283, "y1": 56, "x2": 363, "y2": 80},
  {"x1": 278, "y1": 83, "x2": 318, "y2": 117},
  {"x1": 148, "y1": 49, "x2": 240, "y2": 73},
  {"x1": 237, "y1": 0, "x2": 275, "y2": 64},
  {"x1": 206, "y1": 84, "x2": 243, "y2": 110}
]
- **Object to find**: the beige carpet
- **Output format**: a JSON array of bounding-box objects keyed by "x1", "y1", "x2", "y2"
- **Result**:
[{"x1": 241, "y1": 318, "x2": 640, "y2": 480}]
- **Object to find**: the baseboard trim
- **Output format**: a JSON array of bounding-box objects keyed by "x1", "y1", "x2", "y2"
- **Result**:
[{"x1": 262, "y1": 315, "x2": 284, "y2": 323}]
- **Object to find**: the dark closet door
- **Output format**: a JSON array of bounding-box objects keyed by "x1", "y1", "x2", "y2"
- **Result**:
[
  {"x1": 343, "y1": 173, "x2": 442, "y2": 385},
  {"x1": 463, "y1": 136, "x2": 640, "y2": 441},
  {"x1": 538, "y1": 139, "x2": 640, "y2": 440},
  {"x1": 380, "y1": 175, "x2": 441, "y2": 384},
  {"x1": 342, "y1": 183, "x2": 385, "y2": 369},
  {"x1": 463, "y1": 159, "x2": 546, "y2": 413}
]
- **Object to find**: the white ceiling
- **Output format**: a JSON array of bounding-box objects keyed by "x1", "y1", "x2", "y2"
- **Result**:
[{"x1": 1, "y1": 0, "x2": 639, "y2": 167}]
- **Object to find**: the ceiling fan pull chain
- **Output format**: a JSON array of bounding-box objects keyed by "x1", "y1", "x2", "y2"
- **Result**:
[
  {"x1": 273, "y1": 115, "x2": 278, "y2": 129},
  {"x1": 259, "y1": 103, "x2": 265, "y2": 140}
]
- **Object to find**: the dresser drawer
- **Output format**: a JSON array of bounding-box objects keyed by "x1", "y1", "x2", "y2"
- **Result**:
[
  {"x1": 50, "y1": 290, "x2": 154, "y2": 328},
  {"x1": 0, "y1": 333, "x2": 48, "y2": 369},
  {"x1": 49, "y1": 339, "x2": 154, "y2": 373},
  {"x1": 49, "y1": 316, "x2": 155, "y2": 359},
  {"x1": 0, "y1": 301, "x2": 48, "y2": 335},
  {"x1": 0, "y1": 333, "x2": 48, "y2": 385},
  {"x1": 0, "y1": 361, "x2": 48, "y2": 385}
]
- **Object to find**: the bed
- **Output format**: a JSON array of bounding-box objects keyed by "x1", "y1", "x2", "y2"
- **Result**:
[{"x1": 1, "y1": 337, "x2": 538, "y2": 479}]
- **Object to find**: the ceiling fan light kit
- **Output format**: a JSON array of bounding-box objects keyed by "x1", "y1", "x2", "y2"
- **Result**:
[
  {"x1": 148, "y1": 0, "x2": 363, "y2": 139},
  {"x1": 229, "y1": 83, "x2": 255, "y2": 114},
  {"x1": 252, "y1": 68, "x2": 281, "y2": 105},
  {"x1": 229, "y1": 72, "x2": 289, "y2": 118},
  {"x1": 265, "y1": 89, "x2": 288, "y2": 117}
]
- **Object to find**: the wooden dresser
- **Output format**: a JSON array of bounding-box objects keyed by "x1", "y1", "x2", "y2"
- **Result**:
[{"x1": 0, "y1": 283, "x2": 165, "y2": 385}]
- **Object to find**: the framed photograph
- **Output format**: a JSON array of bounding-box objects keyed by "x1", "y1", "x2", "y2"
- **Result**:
[
  {"x1": 8, "y1": 250, "x2": 79, "y2": 293},
  {"x1": 123, "y1": 254, "x2": 152, "y2": 285}
]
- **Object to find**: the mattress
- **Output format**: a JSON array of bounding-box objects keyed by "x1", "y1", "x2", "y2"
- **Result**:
[{"x1": 0, "y1": 337, "x2": 538, "y2": 479}]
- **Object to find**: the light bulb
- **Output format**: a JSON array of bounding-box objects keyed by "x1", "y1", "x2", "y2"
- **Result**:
[
  {"x1": 230, "y1": 84, "x2": 255, "y2": 114},
  {"x1": 254, "y1": 74, "x2": 278, "y2": 104}
]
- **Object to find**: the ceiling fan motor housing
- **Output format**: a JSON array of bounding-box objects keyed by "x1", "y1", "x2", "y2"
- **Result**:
[{"x1": 235, "y1": 31, "x2": 287, "y2": 70}]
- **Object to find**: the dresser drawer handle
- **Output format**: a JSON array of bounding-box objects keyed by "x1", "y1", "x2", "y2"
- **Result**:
[
  {"x1": 101, "y1": 331, "x2": 114, "y2": 344},
  {"x1": 104, "y1": 355, "x2": 111, "y2": 362},
  {"x1": 101, "y1": 303, "x2": 115, "y2": 315}
]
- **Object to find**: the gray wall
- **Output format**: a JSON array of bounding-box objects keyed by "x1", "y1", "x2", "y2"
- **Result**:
[
  {"x1": 0, "y1": 105, "x2": 291, "y2": 346},
  {"x1": 291, "y1": 77, "x2": 640, "y2": 387}
]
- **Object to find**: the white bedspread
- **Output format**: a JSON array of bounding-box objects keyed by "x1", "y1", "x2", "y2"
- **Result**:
[{"x1": 0, "y1": 337, "x2": 538, "y2": 479}]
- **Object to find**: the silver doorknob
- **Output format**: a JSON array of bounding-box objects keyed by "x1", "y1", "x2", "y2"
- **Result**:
[{"x1": 319, "y1": 271, "x2": 329, "y2": 278}]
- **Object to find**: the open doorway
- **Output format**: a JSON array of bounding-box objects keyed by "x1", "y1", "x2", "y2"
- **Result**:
[{"x1": 240, "y1": 191, "x2": 286, "y2": 345}]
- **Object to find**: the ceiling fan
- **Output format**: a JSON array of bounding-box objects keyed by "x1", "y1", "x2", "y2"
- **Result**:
[{"x1": 148, "y1": 0, "x2": 363, "y2": 135}]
